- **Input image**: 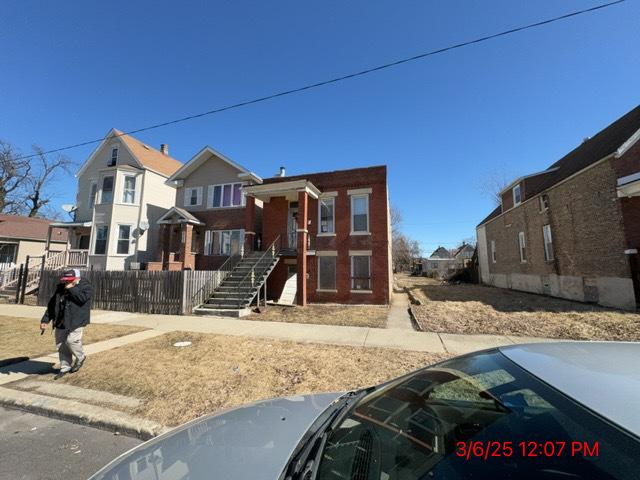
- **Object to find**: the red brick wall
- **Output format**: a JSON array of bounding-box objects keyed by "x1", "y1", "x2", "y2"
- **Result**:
[{"x1": 612, "y1": 140, "x2": 640, "y2": 249}]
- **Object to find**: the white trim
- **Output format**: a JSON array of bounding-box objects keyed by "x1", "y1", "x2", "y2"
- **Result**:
[
  {"x1": 317, "y1": 233, "x2": 336, "y2": 237},
  {"x1": 92, "y1": 224, "x2": 109, "y2": 256},
  {"x1": 349, "y1": 250, "x2": 372, "y2": 256},
  {"x1": 243, "y1": 180, "x2": 321, "y2": 200},
  {"x1": 350, "y1": 193, "x2": 370, "y2": 234},
  {"x1": 121, "y1": 173, "x2": 138, "y2": 205},
  {"x1": 512, "y1": 184, "x2": 522, "y2": 207},
  {"x1": 184, "y1": 186, "x2": 203, "y2": 207},
  {"x1": 99, "y1": 174, "x2": 115, "y2": 204},
  {"x1": 617, "y1": 171, "x2": 640, "y2": 186},
  {"x1": 615, "y1": 127, "x2": 640, "y2": 158},
  {"x1": 319, "y1": 191, "x2": 338, "y2": 198},
  {"x1": 518, "y1": 231, "x2": 527, "y2": 263},
  {"x1": 350, "y1": 253, "x2": 371, "y2": 292},
  {"x1": 498, "y1": 168, "x2": 560, "y2": 195},
  {"x1": 167, "y1": 145, "x2": 260, "y2": 183},
  {"x1": 206, "y1": 182, "x2": 244, "y2": 208},
  {"x1": 350, "y1": 290, "x2": 373, "y2": 294},
  {"x1": 318, "y1": 196, "x2": 335, "y2": 235},
  {"x1": 316, "y1": 289, "x2": 338, "y2": 293},
  {"x1": 88, "y1": 181, "x2": 98, "y2": 210},
  {"x1": 624, "y1": 249, "x2": 638, "y2": 255},
  {"x1": 350, "y1": 232, "x2": 371, "y2": 236},
  {"x1": 347, "y1": 187, "x2": 372, "y2": 195},
  {"x1": 77, "y1": 129, "x2": 145, "y2": 178},
  {"x1": 316, "y1": 250, "x2": 338, "y2": 256},
  {"x1": 114, "y1": 223, "x2": 134, "y2": 256},
  {"x1": 542, "y1": 224, "x2": 554, "y2": 262}
]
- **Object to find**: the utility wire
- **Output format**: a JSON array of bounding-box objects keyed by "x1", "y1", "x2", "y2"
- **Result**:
[{"x1": 14, "y1": 0, "x2": 625, "y2": 161}]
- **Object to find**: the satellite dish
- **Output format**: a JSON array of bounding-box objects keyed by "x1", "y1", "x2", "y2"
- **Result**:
[
  {"x1": 139, "y1": 220, "x2": 150, "y2": 231},
  {"x1": 61, "y1": 204, "x2": 77, "y2": 213}
]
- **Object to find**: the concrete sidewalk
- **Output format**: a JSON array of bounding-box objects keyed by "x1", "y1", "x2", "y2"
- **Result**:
[{"x1": 1, "y1": 304, "x2": 557, "y2": 355}]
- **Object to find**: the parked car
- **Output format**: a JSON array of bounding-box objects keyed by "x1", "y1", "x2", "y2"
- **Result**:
[{"x1": 91, "y1": 342, "x2": 639, "y2": 479}]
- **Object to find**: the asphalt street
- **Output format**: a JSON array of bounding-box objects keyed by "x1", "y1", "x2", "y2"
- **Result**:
[{"x1": 0, "y1": 406, "x2": 142, "y2": 480}]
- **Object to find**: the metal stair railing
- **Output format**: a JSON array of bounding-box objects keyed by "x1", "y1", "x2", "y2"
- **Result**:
[
  {"x1": 233, "y1": 235, "x2": 281, "y2": 308},
  {"x1": 192, "y1": 253, "x2": 242, "y2": 309}
]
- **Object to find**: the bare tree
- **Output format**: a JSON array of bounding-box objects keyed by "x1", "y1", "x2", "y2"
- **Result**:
[
  {"x1": 477, "y1": 167, "x2": 514, "y2": 206},
  {"x1": 0, "y1": 140, "x2": 74, "y2": 218},
  {"x1": 0, "y1": 140, "x2": 30, "y2": 214},
  {"x1": 24, "y1": 145, "x2": 73, "y2": 217},
  {"x1": 390, "y1": 204, "x2": 402, "y2": 236}
]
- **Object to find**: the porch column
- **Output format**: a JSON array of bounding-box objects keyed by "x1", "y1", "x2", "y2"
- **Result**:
[
  {"x1": 180, "y1": 223, "x2": 194, "y2": 270},
  {"x1": 164, "y1": 224, "x2": 173, "y2": 269},
  {"x1": 157, "y1": 224, "x2": 168, "y2": 263},
  {"x1": 296, "y1": 190, "x2": 308, "y2": 306},
  {"x1": 45, "y1": 225, "x2": 53, "y2": 252},
  {"x1": 244, "y1": 195, "x2": 256, "y2": 253}
]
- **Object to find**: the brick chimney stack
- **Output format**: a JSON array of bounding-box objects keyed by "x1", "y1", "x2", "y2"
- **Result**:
[{"x1": 160, "y1": 144, "x2": 169, "y2": 156}]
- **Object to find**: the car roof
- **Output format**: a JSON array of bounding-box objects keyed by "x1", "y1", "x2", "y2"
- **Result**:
[{"x1": 499, "y1": 342, "x2": 640, "y2": 438}]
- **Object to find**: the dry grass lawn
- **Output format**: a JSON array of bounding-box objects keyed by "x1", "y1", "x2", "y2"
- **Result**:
[
  {"x1": 56, "y1": 331, "x2": 447, "y2": 426},
  {"x1": 0, "y1": 316, "x2": 147, "y2": 361},
  {"x1": 245, "y1": 304, "x2": 388, "y2": 328},
  {"x1": 397, "y1": 275, "x2": 640, "y2": 341}
]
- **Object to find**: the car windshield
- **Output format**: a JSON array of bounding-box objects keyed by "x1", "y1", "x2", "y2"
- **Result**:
[{"x1": 315, "y1": 350, "x2": 639, "y2": 480}]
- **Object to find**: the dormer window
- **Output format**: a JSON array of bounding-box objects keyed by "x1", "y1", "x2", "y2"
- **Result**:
[
  {"x1": 108, "y1": 147, "x2": 118, "y2": 167},
  {"x1": 513, "y1": 184, "x2": 522, "y2": 206}
]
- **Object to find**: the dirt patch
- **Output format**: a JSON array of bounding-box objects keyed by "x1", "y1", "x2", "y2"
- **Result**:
[
  {"x1": 55, "y1": 331, "x2": 448, "y2": 426},
  {"x1": 397, "y1": 275, "x2": 640, "y2": 341},
  {"x1": 0, "y1": 316, "x2": 148, "y2": 361},
  {"x1": 245, "y1": 304, "x2": 388, "y2": 328}
]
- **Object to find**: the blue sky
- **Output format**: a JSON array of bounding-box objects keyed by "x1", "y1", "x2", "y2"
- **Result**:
[{"x1": 1, "y1": 0, "x2": 638, "y2": 255}]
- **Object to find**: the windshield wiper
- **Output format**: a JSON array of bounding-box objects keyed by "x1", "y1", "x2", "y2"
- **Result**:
[{"x1": 282, "y1": 388, "x2": 374, "y2": 480}]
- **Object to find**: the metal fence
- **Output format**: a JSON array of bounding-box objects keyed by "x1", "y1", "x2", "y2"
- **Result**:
[{"x1": 37, "y1": 269, "x2": 223, "y2": 315}]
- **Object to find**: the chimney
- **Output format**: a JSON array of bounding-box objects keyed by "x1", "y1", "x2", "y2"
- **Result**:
[
  {"x1": 160, "y1": 144, "x2": 169, "y2": 156},
  {"x1": 279, "y1": 166, "x2": 286, "y2": 177}
]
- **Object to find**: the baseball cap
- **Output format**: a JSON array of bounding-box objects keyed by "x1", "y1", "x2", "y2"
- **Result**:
[{"x1": 60, "y1": 269, "x2": 81, "y2": 283}]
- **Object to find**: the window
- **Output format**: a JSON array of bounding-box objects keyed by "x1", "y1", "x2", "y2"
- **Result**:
[
  {"x1": 207, "y1": 182, "x2": 244, "y2": 208},
  {"x1": 88, "y1": 182, "x2": 97, "y2": 209},
  {"x1": 94, "y1": 226, "x2": 108, "y2": 254},
  {"x1": 518, "y1": 231, "x2": 527, "y2": 262},
  {"x1": 543, "y1": 224, "x2": 554, "y2": 261},
  {"x1": 319, "y1": 198, "x2": 335, "y2": 234},
  {"x1": 513, "y1": 184, "x2": 522, "y2": 206},
  {"x1": 117, "y1": 225, "x2": 131, "y2": 255},
  {"x1": 351, "y1": 255, "x2": 371, "y2": 290},
  {"x1": 108, "y1": 147, "x2": 118, "y2": 166},
  {"x1": 204, "y1": 229, "x2": 244, "y2": 255},
  {"x1": 318, "y1": 256, "x2": 336, "y2": 290},
  {"x1": 539, "y1": 194, "x2": 549, "y2": 212},
  {"x1": 122, "y1": 175, "x2": 136, "y2": 204},
  {"x1": 101, "y1": 176, "x2": 114, "y2": 204},
  {"x1": 351, "y1": 195, "x2": 369, "y2": 233},
  {"x1": 184, "y1": 187, "x2": 202, "y2": 207},
  {"x1": 491, "y1": 239, "x2": 496, "y2": 263}
]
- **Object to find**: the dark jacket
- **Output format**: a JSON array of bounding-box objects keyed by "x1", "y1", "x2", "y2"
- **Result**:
[{"x1": 41, "y1": 278, "x2": 91, "y2": 331}]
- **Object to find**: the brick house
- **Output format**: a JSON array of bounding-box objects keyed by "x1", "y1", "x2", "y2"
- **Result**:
[
  {"x1": 476, "y1": 105, "x2": 640, "y2": 311},
  {"x1": 243, "y1": 166, "x2": 392, "y2": 305}
]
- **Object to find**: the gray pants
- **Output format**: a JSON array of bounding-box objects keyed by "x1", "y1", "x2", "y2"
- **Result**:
[{"x1": 54, "y1": 327, "x2": 85, "y2": 372}]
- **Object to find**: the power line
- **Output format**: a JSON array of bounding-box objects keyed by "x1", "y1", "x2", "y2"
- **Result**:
[{"x1": 14, "y1": 0, "x2": 625, "y2": 161}]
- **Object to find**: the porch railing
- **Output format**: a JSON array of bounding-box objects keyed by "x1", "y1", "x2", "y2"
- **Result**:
[
  {"x1": 234, "y1": 235, "x2": 281, "y2": 308},
  {"x1": 67, "y1": 249, "x2": 89, "y2": 267}
]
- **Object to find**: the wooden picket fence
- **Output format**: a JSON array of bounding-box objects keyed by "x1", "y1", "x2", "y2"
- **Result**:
[{"x1": 37, "y1": 270, "x2": 223, "y2": 315}]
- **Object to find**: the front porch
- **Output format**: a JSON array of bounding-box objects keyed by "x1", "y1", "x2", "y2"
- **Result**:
[{"x1": 46, "y1": 221, "x2": 92, "y2": 268}]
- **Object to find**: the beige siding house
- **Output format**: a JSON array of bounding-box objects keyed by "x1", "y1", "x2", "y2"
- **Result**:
[
  {"x1": 149, "y1": 146, "x2": 262, "y2": 271},
  {"x1": 52, "y1": 129, "x2": 182, "y2": 270}
]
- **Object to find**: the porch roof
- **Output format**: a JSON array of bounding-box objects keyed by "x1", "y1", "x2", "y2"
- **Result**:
[
  {"x1": 157, "y1": 206, "x2": 205, "y2": 226},
  {"x1": 243, "y1": 179, "x2": 320, "y2": 202},
  {"x1": 617, "y1": 172, "x2": 640, "y2": 198}
]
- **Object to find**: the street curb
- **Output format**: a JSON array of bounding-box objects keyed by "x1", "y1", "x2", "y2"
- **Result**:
[
  {"x1": 406, "y1": 306, "x2": 423, "y2": 332},
  {"x1": 0, "y1": 386, "x2": 169, "y2": 441}
]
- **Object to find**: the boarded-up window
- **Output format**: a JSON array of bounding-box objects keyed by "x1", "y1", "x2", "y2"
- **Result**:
[{"x1": 318, "y1": 256, "x2": 336, "y2": 290}]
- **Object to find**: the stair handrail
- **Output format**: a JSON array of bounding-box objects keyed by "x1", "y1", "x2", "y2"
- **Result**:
[
  {"x1": 234, "y1": 235, "x2": 281, "y2": 308},
  {"x1": 190, "y1": 253, "x2": 242, "y2": 312}
]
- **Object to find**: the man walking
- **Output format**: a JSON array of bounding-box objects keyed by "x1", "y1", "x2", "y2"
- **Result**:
[{"x1": 40, "y1": 269, "x2": 91, "y2": 380}]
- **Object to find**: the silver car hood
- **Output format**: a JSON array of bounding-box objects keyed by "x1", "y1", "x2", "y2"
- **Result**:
[{"x1": 90, "y1": 392, "x2": 342, "y2": 480}]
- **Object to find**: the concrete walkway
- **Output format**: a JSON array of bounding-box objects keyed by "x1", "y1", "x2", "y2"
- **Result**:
[
  {"x1": 1, "y1": 304, "x2": 558, "y2": 356},
  {"x1": 386, "y1": 292, "x2": 414, "y2": 330}
]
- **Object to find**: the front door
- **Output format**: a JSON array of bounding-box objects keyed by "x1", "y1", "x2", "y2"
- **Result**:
[{"x1": 287, "y1": 202, "x2": 298, "y2": 249}]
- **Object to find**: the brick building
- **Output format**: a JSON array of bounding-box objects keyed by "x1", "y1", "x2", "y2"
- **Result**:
[
  {"x1": 477, "y1": 105, "x2": 640, "y2": 311},
  {"x1": 244, "y1": 166, "x2": 392, "y2": 305}
]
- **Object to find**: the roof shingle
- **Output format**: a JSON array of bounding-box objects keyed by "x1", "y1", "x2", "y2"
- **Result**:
[
  {"x1": 0, "y1": 215, "x2": 68, "y2": 242},
  {"x1": 113, "y1": 129, "x2": 183, "y2": 177}
]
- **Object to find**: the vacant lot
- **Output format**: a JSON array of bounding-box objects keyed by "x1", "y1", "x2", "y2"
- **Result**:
[
  {"x1": 0, "y1": 316, "x2": 147, "y2": 361},
  {"x1": 55, "y1": 331, "x2": 447, "y2": 426},
  {"x1": 397, "y1": 275, "x2": 640, "y2": 341},
  {"x1": 245, "y1": 304, "x2": 388, "y2": 328}
]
